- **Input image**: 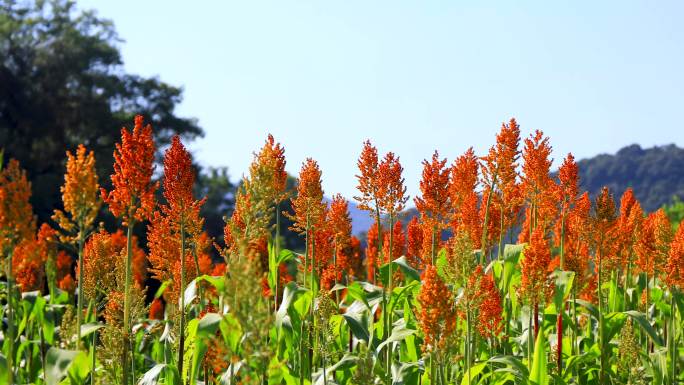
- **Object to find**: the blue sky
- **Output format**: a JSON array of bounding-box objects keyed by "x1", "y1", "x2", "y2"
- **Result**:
[{"x1": 79, "y1": 1, "x2": 684, "y2": 201}]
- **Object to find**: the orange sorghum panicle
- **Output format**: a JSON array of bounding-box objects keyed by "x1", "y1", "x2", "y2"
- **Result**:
[
  {"x1": 81, "y1": 230, "x2": 118, "y2": 301},
  {"x1": 418, "y1": 265, "x2": 456, "y2": 353},
  {"x1": 58, "y1": 274, "x2": 76, "y2": 295},
  {"x1": 406, "y1": 216, "x2": 424, "y2": 269},
  {"x1": 556, "y1": 153, "x2": 579, "y2": 213},
  {"x1": 149, "y1": 136, "x2": 206, "y2": 302},
  {"x1": 354, "y1": 140, "x2": 380, "y2": 213},
  {"x1": 52, "y1": 144, "x2": 101, "y2": 243},
  {"x1": 382, "y1": 220, "x2": 405, "y2": 264},
  {"x1": 310, "y1": 212, "x2": 334, "y2": 275},
  {"x1": 101, "y1": 115, "x2": 157, "y2": 225},
  {"x1": 288, "y1": 158, "x2": 326, "y2": 235},
  {"x1": 553, "y1": 153, "x2": 580, "y2": 264},
  {"x1": 635, "y1": 209, "x2": 672, "y2": 278},
  {"x1": 590, "y1": 187, "x2": 621, "y2": 296},
  {"x1": 449, "y1": 148, "x2": 481, "y2": 248},
  {"x1": 613, "y1": 188, "x2": 643, "y2": 270},
  {"x1": 348, "y1": 236, "x2": 363, "y2": 280},
  {"x1": 149, "y1": 298, "x2": 165, "y2": 320},
  {"x1": 666, "y1": 221, "x2": 684, "y2": 289},
  {"x1": 56, "y1": 251, "x2": 73, "y2": 285},
  {"x1": 563, "y1": 192, "x2": 593, "y2": 291},
  {"x1": 378, "y1": 152, "x2": 408, "y2": 217},
  {"x1": 467, "y1": 265, "x2": 504, "y2": 339},
  {"x1": 520, "y1": 130, "x2": 556, "y2": 236},
  {"x1": 415, "y1": 151, "x2": 450, "y2": 232},
  {"x1": 481, "y1": 119, "x2": 522, "y2": 249},
  {"x1": 161, "y1": 136, "x2": 204, "y2": 222},
  {"x1": 224, "y1": 187, "x2": 250, "y2": 255},
  {"x1": 148, "y1": 214, "x2": 186, "y2": 302},
  {"x1": 520, "y1": 227, "x2": 552, "y2": 306},
  {"x1": 479, "y1": 187, "x2": 503, "y2": 249},
  {"x1": 12, "y1": 240, "x2": 44, "y2": 292},
  {"x1": 109, "y1": 229, "x2": 147, "y2": 287},
  {"x1": 365, "y1": 222, "x2": 381, "y2": 282},
  {"x1": 477, "y1": 272, "x2": 503, "y2": 339},
  {"x1": 328, "y1": 194, "x2": 353, "y2": 274},
  {"x1": 0, "y1": 159, "x2": 35, "y2": 252},
  {"x1": 482, "y1": 118, "x2": 521, "y2": 204},
  {"x1": 250, "y1": 134, "x2": 288, "y2": 203},
  {"x1": 13, "y1": 223, "x2": 57, "y2": 292}
]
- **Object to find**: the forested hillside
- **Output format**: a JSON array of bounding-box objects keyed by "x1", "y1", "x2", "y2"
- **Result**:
[{"x1": 577, "y1": 143, "x2": 684, "y2": 212}]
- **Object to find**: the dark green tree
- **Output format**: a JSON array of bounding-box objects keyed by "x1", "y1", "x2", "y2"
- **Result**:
[{"x1": 0, "y1": 0, "x2": 203, "y2": 223}]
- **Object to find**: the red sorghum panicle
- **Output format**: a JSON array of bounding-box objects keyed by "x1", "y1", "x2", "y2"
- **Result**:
[
  {"x1": 0, "y1": 159, "x2": 36, "y2": 252},
  {"x1": 415, "y1": 151, "x2": 450, "y2": 234},
  {"x1": 101, "y1": 115, "x2": 157, "y2": 226},
  {"x1": 406, "y1": 216, "x2": 424, "y2": 268},
  {"x1": 449, "y1": 148, "x2": 481, "y2": 248},
  {"x1": 666, "y1": 221, "x2": 684, "y2": 289},
  {"x1": 417, "y1": 265, "x2": 456, "y2": 353}
]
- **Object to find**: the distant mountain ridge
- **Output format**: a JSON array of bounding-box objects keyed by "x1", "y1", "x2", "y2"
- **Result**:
[
  {"x1": 347, "y1": 143, "x2": 684, "y2": 235},
  {"x1": 577, "y1": 144, "x2": 684, "y2": 212}
]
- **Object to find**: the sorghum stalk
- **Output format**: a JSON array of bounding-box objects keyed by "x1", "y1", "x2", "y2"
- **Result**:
[
  {"x1": 497, "y1": 204, "x2": 505, "y2": 260},
  {"x1": 178, "y1": 221, "x2": 186, "y2": 380},
  {"x1": 274, "y1": 203, "x2": 281, "y2": 312},
  {"x1": 624, "y1": 255, "x2": 632, "y2": 310},
  {"x1": 597, "y1": 246, "x2": 607, "y2": 383},
  {"x1": 480, "y1": 174, "x2": 497, "y2": 264},
  {"x1": 191, "y1": 244, "x2": 204, "y2": 313},
  {"x1": 76, "y1": 224, "x2": 85, "y2": 343},
  {"x1": 122, "y1": 219, "x2": 134, "y2": 385},
  {"x1": 557, "y1": 214, "x2": 566, "y2": 373},
  {"x1": 91, "y1": 301, "x2": 97, "y2": 385},
  {"x1": 463, "y1": 262, "x2": 472, "y2": 385},
  {"x1": 309, "y1": 235, "x2": 316, "y2": 381},
  {"x1": 670, "y1": 288, "x2": 677, "y2": 382},
  {"x1": 466, "y1": 308, "x2": 472, "y2": 385},
  {"x1": 386, "y1": 214, "x2": 395, "y2": 379},
  {"x1": 299, "y1": 216, "x2": 310, "y2": 385},
  {"x1": 6, "y1": 249, "x2": 14, "y2": 385},
  {"x1": 430, "y1": 224, "x2": 436, "y2": 265}
]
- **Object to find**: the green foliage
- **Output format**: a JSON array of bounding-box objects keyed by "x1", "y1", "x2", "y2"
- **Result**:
[{"x1": 663, "y1": 196, "x2": 684, "y2": 230}]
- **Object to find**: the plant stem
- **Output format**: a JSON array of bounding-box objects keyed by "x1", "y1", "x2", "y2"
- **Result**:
[
  {"x1": 480, "y1": 191, "x2": 493, "y2": 264},
  {"x1": 7, "y1": 248, "x2": 14, "y2": 385},
  {"x1": 597, "y1": 248, "x2": 606, "y2": 384},
  {"x1": 431, "y1": 223, "x2": 436, "y2": 265},
  {"x1": 497, "y1": 204, "x2": 505, "y2": 261},
  {"x1": 178, "y1": 221, "x2": 186, "y2": 382},
  {"x1": 77, "y1": 227, "x2": 85, "y2": 345},
  {"x1": 122, "y1": 219, "x2": 135, "y2": 385},
  {"x1": 310, "y1": 235, "x2": 316, "y2": 381},
  {"x1": 387, "y1": 215, "x2": 394, "y2": 380},
  {"x1": 91, "y1": 302, "x2": 97, "y2": 385},
  {"x1": 671, "y1": 287, "x2": 677, "y2": 383},
  {"x1": 624, "y1": 256, "x2": 632, "y2": 311},
  {"x1": 466, "y1": 309, "x2": 472, "y2": 385},
  {"x1": 274, "y1": 203, "x2": 280, "y2": 312}
]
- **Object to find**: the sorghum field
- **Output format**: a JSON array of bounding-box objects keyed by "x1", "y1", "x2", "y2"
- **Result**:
[{"x1": 0, "y1": 116, "x2": 682, "y2": 385}]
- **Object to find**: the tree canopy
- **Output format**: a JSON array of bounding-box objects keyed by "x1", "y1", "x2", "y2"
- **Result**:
[{"x1": 0, "y1": 0, "x2": 204, "y2": 223}]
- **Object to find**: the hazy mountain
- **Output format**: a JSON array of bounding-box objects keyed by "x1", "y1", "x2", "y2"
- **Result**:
[{"x1": 577, "y1": 144, "x2": 684, "y2": 212}]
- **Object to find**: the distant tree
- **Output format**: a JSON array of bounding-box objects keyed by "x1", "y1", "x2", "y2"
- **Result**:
[
  {"x1": 0, "y1": 0, "x2": 203, "y2": 223},
  {"x1": 577, "y1": 144, "x2": 684, "y2": 212},
  {"x1": 195, "y1": 167, "x2": 235, "y2": 244}
]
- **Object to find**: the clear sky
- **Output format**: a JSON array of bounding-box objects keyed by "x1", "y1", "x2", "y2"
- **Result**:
[{"x1": 79, "y1": 0, "x2": 684, "y2": 201}]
